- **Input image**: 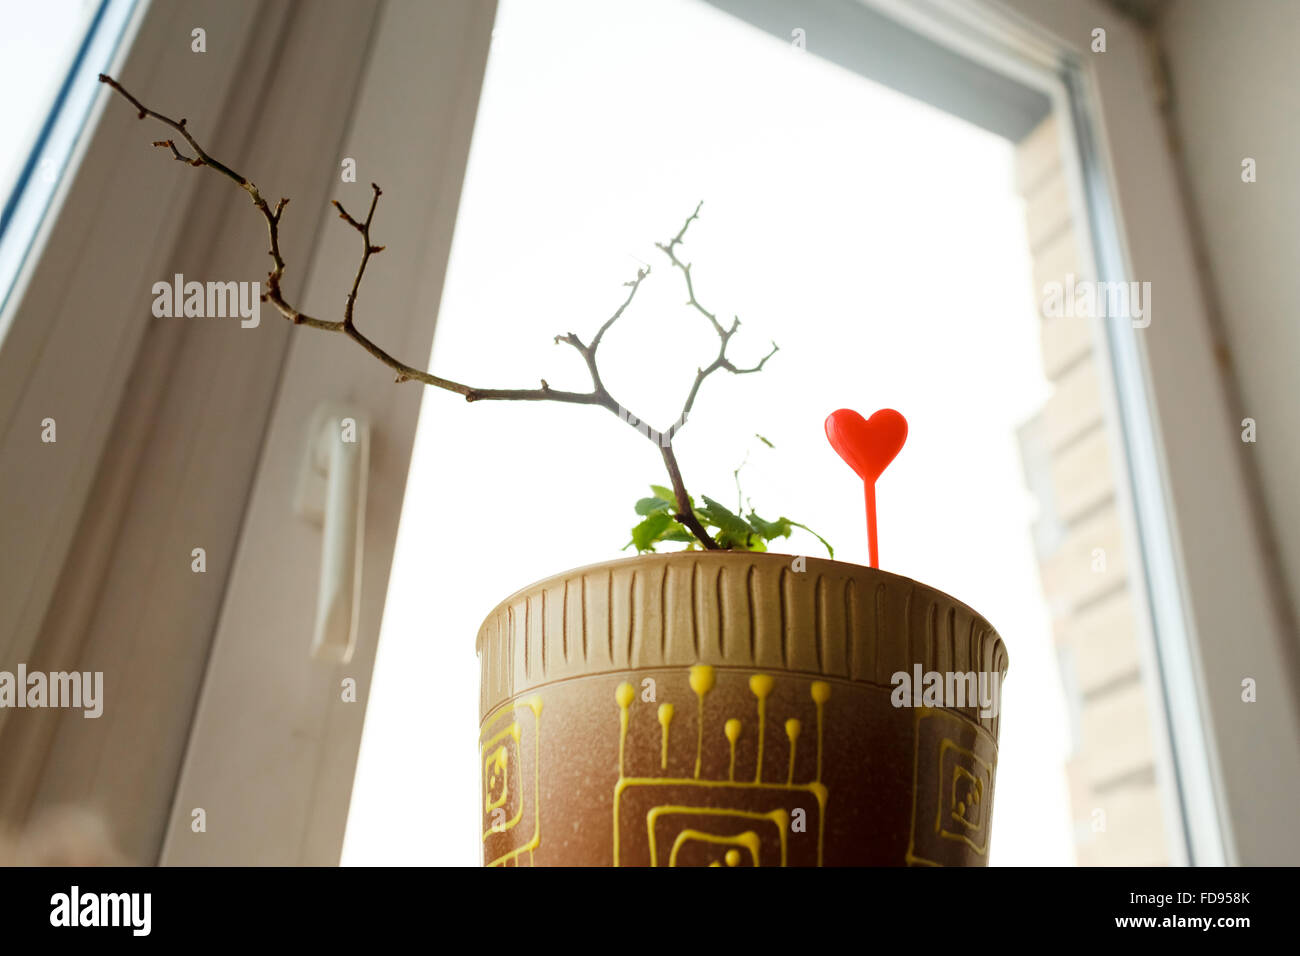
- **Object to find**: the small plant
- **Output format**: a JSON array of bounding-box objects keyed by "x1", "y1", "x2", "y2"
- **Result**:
[
  {"x1": 627, "y1": 485, "x2": 833, "y2": 555},
  {"x1": 98, "y1": 74, "x2": 831, "y2": 556},
  {"x1": 626, "y1": 435, "x2": 832, "y2": 555}
]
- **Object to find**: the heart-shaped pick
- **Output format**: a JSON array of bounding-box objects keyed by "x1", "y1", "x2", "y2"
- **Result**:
[
  {"x1": 824, "y1": 408, "x2": 908, "y2": 569},
  {"x1": 825, "y1": 408, "x2": 907, "y2": 483}
]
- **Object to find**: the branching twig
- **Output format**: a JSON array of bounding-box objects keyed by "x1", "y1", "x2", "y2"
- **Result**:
[
  {"x1": 654, "y1": 202, "x2": 779, "y2": 440},
  {"x1": 99, "y1": 74, "x2": 780, "y2": 551}
]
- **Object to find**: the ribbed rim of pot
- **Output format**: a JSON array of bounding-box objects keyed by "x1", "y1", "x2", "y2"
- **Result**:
[{"x1": 476, "y1": 551, "x2": 1009, "y2": 737}]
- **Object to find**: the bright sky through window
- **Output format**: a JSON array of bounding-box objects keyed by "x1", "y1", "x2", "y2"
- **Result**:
[
  {"x1": 343, "y1": 0, "x2": 1073, "y2": 866},
  {"x1": 0, "y1": 0, "x2": 96, "y2": 200}
]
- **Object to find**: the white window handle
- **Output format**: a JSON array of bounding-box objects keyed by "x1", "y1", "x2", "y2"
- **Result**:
[{"x1": 293, "y1": 401, "x2": 370, "y2": 663}]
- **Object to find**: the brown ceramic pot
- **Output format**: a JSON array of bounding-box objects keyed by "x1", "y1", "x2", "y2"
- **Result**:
[{"x1": 476, "y1": 551, "x2": 1008, "y2": 867}]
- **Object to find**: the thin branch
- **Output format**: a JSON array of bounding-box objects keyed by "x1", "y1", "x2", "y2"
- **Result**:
[
  {"x1": 98, "y1": 76, "x2": 779, "y2": 551},
  {"x1": 151, "y1": 139, "x2": 196, "y2": 164},
  {"x1": 590, "y1": 267, "x2": 650, "y2": 352},
  {"x1": 654, "y1": 202, "x2": 781, "y2": 440},
  {"x1": 333, "y1": 183, "x2": 386, "y2": 331},
  {"x1": 660, "y1": 444, "x2": 716, "y2": 549},
  {"x1": 98, "y1": 73, "x2": 635, "y2": 410},
  {"x1": 655, "y1": 200, "x2": 726, "y2": 337}
]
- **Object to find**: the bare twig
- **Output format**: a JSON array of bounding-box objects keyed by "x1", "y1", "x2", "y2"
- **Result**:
[
  {"x1": 654, "y1": 201, "x2": 780, "y2": 441},
  {"x1": 98, "y1": 75, "x2": 780, "y2": 551}
]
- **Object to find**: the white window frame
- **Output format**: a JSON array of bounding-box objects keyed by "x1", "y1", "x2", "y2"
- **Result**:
[
  {"x1": 867, "y1": 0, "x2": 1299, "y2": 865},
  {"x1": 159, "y1": 0, "x2": 497, "y2": 865},
  {"x1": 4, "y1": 0, "x2": 1289, "y2": 867},
  {"x1": 0, "y1": 0, "x2": 266, "y2": 686},
  {"x1": 0, "y1": 0, "x2": 495, "y2": 865},
  {"x1": 0, "y1": 0, "x2": 389, "y2": 855}
]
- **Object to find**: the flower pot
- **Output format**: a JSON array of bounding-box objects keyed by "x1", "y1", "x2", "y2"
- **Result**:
[{"x1": 476, "y1": 551, "x2": 1008, "y2": 866}]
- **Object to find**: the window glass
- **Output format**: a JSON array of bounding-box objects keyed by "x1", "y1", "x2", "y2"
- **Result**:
[
  {"x1": 0, "y1": 0, "x2": 138, "y2": 329},
  {"x1": 345, "y1": 0, "x2": 1097, "y2": 866}
]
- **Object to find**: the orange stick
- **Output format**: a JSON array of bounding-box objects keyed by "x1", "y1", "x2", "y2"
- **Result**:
[{"x1": 865, "y1": 481, "x2": 879, "y2": 569}]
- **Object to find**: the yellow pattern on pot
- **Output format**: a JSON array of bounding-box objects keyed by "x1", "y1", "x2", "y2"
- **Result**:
[{"x1": 613, "y1": 669, "x2": 830, "y2": 867}]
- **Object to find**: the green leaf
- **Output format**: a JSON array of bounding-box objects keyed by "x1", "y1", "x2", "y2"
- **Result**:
[
  {"x1": 630, "y1": 482, "x2": 827, "y2": 557},
  {"x1": 650, "y1": 485, "x2": 681, "y2": 510},
  {"x1": 715, "y1": 531, "x2": 747, "y2": 550},
  {"x1": 631, "y1": 512, "x2": 674, "y2": 552},
  {"x1": 755, "y1": 433, "x2": 775, "y2": 448},
  {"x1": 700, "y1": 496, "x2": 763, "y2": 551},
  {"x1": 699, "y1": 495, "x2": 753, "y2": 540},
  {"x1": 788, "y1": 520, "x2": 834, "y2": 559},
  {"x1": 747, "y1": 512, "x2": 793, "y2": 541}
]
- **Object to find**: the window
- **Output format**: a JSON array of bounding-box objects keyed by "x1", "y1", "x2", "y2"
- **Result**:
[
  {"x1": 342, "y1": 0, "x2": 1149, "y2": 866},
  {"x1": 0, "y1": 0, "x2": 138, "y2": 333},
  {"x1": 1, "y1": 0, "x2": 1281, "y2": 868}
]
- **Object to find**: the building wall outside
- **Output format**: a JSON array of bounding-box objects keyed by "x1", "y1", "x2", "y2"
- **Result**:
[{"x1": 1014, "y1": 113, "x2": 1173, "y2": 866}]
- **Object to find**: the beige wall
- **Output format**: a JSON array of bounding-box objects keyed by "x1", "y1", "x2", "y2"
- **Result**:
[
  {"x1": 1015, "y1": 114, "x2": 1174, "y2": 866},
  {"x1": 1158, "y1": 0, "x2": 1300, "y2": 623}
]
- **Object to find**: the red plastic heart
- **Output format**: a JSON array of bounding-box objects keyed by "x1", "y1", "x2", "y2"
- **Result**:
[{"x1": 824, "y1": 408, "x2": 908, "y2": 484}]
